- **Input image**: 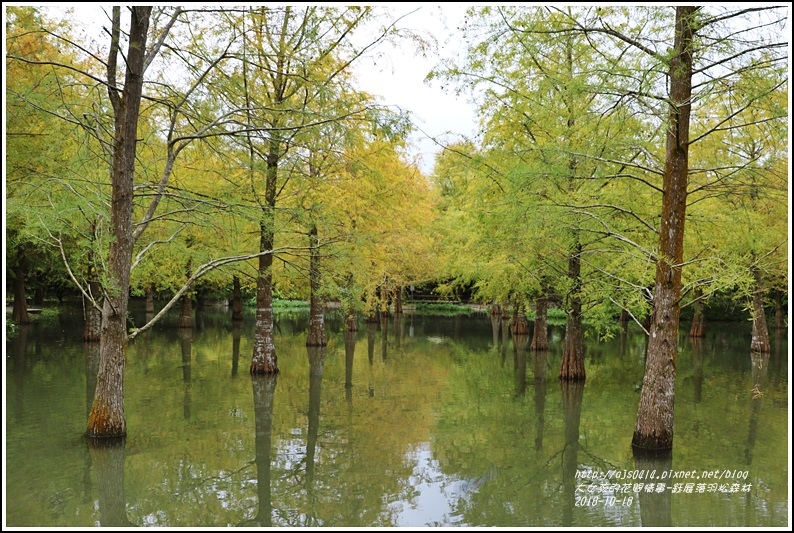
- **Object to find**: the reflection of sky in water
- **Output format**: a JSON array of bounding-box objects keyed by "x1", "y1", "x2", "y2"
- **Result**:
[
  {"x1": 392, "y1": 443, "x2": 470, "y2": 527},
  {"x1": 6, "y1": 311, "x2": 788, "y2": 528}
]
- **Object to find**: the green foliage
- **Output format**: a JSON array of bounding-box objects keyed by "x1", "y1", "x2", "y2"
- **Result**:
[
  {"x1": 5, "y1": 5, "x2": 787, "y2": 348},
  {"x1": 273, "y1": 299, "x2": 310, "y2": 311},
  {"x1": 6, "y1": 317, "x2": 19, "y2": 339},
  {"x1": 413, "y1": 303, "x2": 475, "y2": 316}
]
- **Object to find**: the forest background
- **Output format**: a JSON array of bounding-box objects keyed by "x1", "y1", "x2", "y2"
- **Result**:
[{"x1": 3, "y1": 5, "x2": 790, "y2": 450}]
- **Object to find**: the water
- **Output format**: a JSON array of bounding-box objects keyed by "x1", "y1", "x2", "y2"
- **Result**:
[{"x1": 4, "y1": 304, "x2": 790, "y2": 527}]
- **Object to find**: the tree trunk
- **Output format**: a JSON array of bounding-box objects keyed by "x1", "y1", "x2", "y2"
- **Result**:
[
  {"x1": 689, "y1": 288, "x2": 705, "y2": 337},
  {"x1": 231, "y1": 275, "x2": 244, "y2": 322},
  {"x1": 377, "y1": 283, "x2": 391, "y2": 318},
  {"x1": 500, "y1": 313, "x2": 510, "y2": 362},
  {"x1": 84, "y1": 342, "x2": 100, "y2": 420},
  {"x1": 12, "y1": 258, "x2": 30, "y2": 325},
  {"x1": 177, "y1": 293, "x2": 193, "y2": 328},
  {"x1": 83, "y1": 278, "x2": 102, "y2": 342},
  {"x1": 365, "y1": 292, "x2": 379, "y2": 324},
  {"x1": 393, "y1": 286, "x2": 403, "y2": 314},
  {"x1": 511, "y1": 304, "x2": 529, "y2": 335},
  {"x1": 33, "y1": 286, "x2": 45, "y2": 306},
  {"x1": 692, "y1": 336, "x2": 704, "y2": 403},
  {"x1": 619, "y1": 308, "x2": 629, "y2": 330},
  {"x1": 143, "y1": 285, "x2": 154, "y2": 313},
  {"x1": 306, "y1": 224, "x2": 326, "y2": 347},
  {"x1": 87, "y1": 7, "x2": 151, "y2": 438},
  {"x1": 251, "y1": 219, "x2": 279, "y2": 374},
  {"x1": 530, "y1": 298, "x2": 548, "y2": 351},
  {"x1": 195, "y1": 289, "x2": 205, "y2": 310},
  {"x1": 344, "y1": 306, "x2": 357, "y2": 332},
  {"x1": 559, "y1": 241, "x2": 585, "y2": 381},
  {"x1": 773, "y1": 289, "x2": 785, "y2": 329},
  {"x1": 632, "y1": 6, "x2": 698, "y2": 451},
  {"x1": 750, "y1": 267, "x2": 770, "y2": 353}
]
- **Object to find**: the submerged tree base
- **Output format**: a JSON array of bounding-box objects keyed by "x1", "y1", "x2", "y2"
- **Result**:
[
  {"x1": 558, "y1": 347, "x2": 585, "y2": 381},
  {"x1": 558, "y1": 372, "x2": 586, "y2": 382},
  {"x1": 631, "y1": 443, "x2": 673, "y2": 461},
  {"x1": 306, "y1": 339, "x2": 327, "y2": 347},
  {"x1": 631, "y1": 431, "x2": 674, "y2": 451},
  {"x1": 86, "y1": 434, "x2": 127, "y2": 446},
  {"x1": 250, "y1": 363, "x2": 279, "y2": 375}
]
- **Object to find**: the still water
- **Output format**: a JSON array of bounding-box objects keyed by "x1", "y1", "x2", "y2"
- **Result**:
[{"x1": 4, "y1": 304, "x2": 790, "y2": 527}]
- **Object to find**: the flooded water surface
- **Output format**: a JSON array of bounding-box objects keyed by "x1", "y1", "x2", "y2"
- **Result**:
[{"x1": 4, "y1": 305, "x2": 790, "y2": 527}]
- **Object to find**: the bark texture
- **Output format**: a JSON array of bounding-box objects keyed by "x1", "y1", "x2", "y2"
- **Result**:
[
  {"x1": 393, "y1": 286, "x2": 403, "y2": 314},
  {"x1": 632, "y1": 6, "x2": 698, "y2": 451},
  {"x1": 12, "y1": 259, "x2": 30, "y2": 325},
  {"x1": 83, "y1": 278, "x2": 103, "y2": 342},
  {"x1": 87, "y1": 7, "x2": 151, "y2": 438},
  {"x1": 144, "y1": 285, "x2": 155, "y2": 314},
  {"x1": 688, "y1": 288, "x2": 705, "y2": 337},
  {"x1": 530, "y1": 298, "x2": 549, "y2": 351},
  {"x1": 750, "y1": 267, "x2": 770, "y2": 353},
  {"x1": 773, "y1": 290, "x2": 785, "y2": 329},
  {"x1": 251, "y1": 221, "x2": 278, "y2": 374},
  {"x1": 177, "y1": 294, "x2": 193, "y2": 328},
  {"x1": 511, "y1": 305, "x2": 530, "y2": 335},
  {"x1": 559, "y1": 242, "x2": 585, "y2": 381},
  {"x1": 306, "y1": 224, "x2": 326, "y2": 347}
]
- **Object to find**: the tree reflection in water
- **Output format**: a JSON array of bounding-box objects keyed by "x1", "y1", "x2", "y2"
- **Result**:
[
  {"x1": 745, "y1": 350, "x2": 769, "y2": 465},
  {"x1": 560, "y1": 380, "x2": 585, "y2": 527},
  {"x1": 633, "y1": 448, "x2": 672, "y2": 527},
  {"x1": 87, "y1": 437, "x2": 135, "y2": 527},
  {"x1": 247, "y1": 374, "x2": 278, "y2": 527},
  {"x1": 513, "y1": 334, "x2": 529, "y2": 398}
]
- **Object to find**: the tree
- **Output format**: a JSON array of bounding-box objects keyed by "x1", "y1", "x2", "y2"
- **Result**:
[
  {"x1": 215, "y1": 6, "x2": 388, "y2": 374},
  {"x1": 430, "y1": 6, "x2": 658, "y2": 379},
  {"x1": 554, "y1": 5, "x2": 787, "y2": 450},
  {"x1": 631, "y1": 6, "x2": 786, "y2": 449},
  {"x1": 431, "y1": 5, "x2": 786, "y2": 448},
  {"x1": 682, "y1": 50, "x2": 788, "y2": 352},
  {"x1": 5, "y1": 6, "x2": 95, "y2": 325},
  {"x1": 272, "y1": 69, "x2": 394, "y2": 347},
  {"x1": 85, "y1": 6, "x2": 153, "y2": 437},
  {"x1": 630, "y1": 6, "x2": 699, "y2": 451}
]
